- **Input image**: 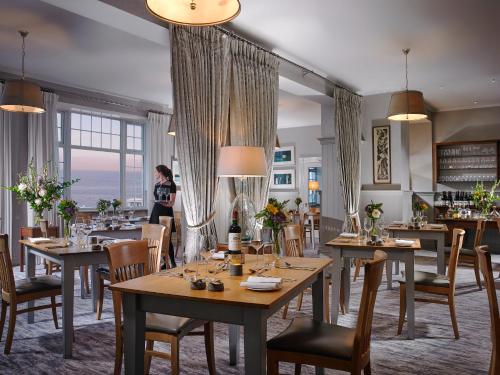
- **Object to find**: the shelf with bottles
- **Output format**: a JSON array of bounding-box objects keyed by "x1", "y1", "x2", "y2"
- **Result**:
[
  {"x1": 437, "y1": 142, "x2": 497, "y2": 158},
  {"x1": 438, "y1": 155, "x2": 497, "y2": 170}
]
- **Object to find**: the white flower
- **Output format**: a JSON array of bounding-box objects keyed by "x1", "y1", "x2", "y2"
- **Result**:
[
  {"x1": 34, "y1": 198, "x2": 42, "y2": 206},
  {"x1": 371, "y1": 209, "x2": 381, "y2": 219},
  {"x1": 39, "y1": 189, "x2": 47, "y2": 197},
  {"x1": 18, "y1": 183, "x2": 27, "y2": 192}
]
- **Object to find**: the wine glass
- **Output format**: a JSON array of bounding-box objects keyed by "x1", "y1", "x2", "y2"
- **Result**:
[
  {"x1": 363, "y1": 217, "x2": 372, "y2": 237},
  {"x1": 82, "y1": 219, "x2": 93, "y2": 247},
  {"x1": 251, "y1": 228, "x2": 263, "y2": 269}
]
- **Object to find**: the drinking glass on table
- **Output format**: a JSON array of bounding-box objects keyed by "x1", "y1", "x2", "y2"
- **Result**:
[
  {"x1": 380, "y1": 227, "x2": 390, "y2": 242},
  {"x1": 251, "y1": 228, "x2": 264, "y2": 269},
  {"x1": 81, "y1": 219, "x2": 93, "y2": 247},
  {"x1": 363, "y1": 218, "x2": 372, "y2": 241}
]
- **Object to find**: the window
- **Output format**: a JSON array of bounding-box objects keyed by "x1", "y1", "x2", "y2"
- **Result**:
[
  {"x1": 308, "y1": 167, "x2": 321, "y2": 207},
  {"x1": 58, "y1": 111, "x2": 145, "y2": 209}
]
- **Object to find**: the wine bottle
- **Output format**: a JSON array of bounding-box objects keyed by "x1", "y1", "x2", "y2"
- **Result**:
[{"x1": 228, "y1": 209, "x2": 241, "y2": 251}]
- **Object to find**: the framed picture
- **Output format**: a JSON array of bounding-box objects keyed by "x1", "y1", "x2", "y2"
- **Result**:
[
  {"x1": 270, "y1": 168, "x2": 296, "y2": 190},
  {"x1": 171, "y1": 158, "x2": 181, "y2": 187},
  {"x1": 273, "y1": 145, "x2": 295, "y2": 166},
  {"x1": 372, "y1": 125, "x2": 391, "y2": 184}
]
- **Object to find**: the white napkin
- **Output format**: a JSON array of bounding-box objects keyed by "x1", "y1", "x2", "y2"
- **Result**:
[
  {"x1": 120, "y1": 224, "x2": 136, "y2": 230},
  {"x1": 392, "y1": 221, "x2": 404, "y2": 225},
  {"x1": 28, "y1": 237, "x2": 52, "y2": 244},
  {"x1": 395, "y1": 239, "x2": 415, "y2": 246},
  {"x1": 240, "y1": 276, "x2": 282, "y2": 290},
  {"x1": 339, "y1": 232, "x2": 358, "y2": 238},
  {"x1": 429, "y1": 224, "x2": 443, "y2": 229},
  {"x1": 212, "y1": 251, "x2": 226, "y2": 260}
]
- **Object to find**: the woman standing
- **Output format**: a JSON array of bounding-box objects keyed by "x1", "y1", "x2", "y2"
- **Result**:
[{"x1": 149, "y1": 164, "x2": 177, "y2": 267}]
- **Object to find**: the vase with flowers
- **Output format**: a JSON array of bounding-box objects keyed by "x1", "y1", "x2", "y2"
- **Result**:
[
  {"x1": 365, "y1": 201, "x2": 383, "y2": 241},
  {"x1": 472, "y1": 180, "x2": 500, "y2": 217},
  {"x1": 294, "y1": 197, "x2": 302, "y2": 212},
  {"x1": 111, "y1": 198, "x2": 122, "y2": 216},
  {"x1": 255, "y1": 198, "x2": 289, "y2": 263},
  {"x1": 57, "y1": 199, "x2": 78, "y2": 241},
  {"x1": 3, "y1": 160, "x2": 78, "y2": 225}
]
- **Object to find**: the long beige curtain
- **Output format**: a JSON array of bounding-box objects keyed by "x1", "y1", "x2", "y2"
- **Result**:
[
  {"x1": 229, "y1": 40, "x2": 280, "y2": 211},
  {"x1": 0, "y1": 83, "x2": 13, "y2": 249},
  {"x1": 334, "y1": 87, "x2": 363, "y2": 230},
  {"x1": 28, "y1": 91, "x2": 59, "y2": 226},
  {"x1": 170, "y1": 25, "x2": 231, "y2": 260}
]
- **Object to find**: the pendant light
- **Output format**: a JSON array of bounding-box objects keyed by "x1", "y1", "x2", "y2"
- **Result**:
[
  {"x1": 387, "y1": 49, "x2": 427, "y2": 121},
  {"x1": 145, "y1": 0, "x2": 241, "y2": 26},
  {"x1": 0, "y1": 31, "x2": 45, "y2": 114}
]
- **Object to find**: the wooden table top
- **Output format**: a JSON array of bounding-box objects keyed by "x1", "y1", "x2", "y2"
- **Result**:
[
  {"x1": 20, "y1": 238, "x2": 111, "y2": 257},
  {"x1": 326, "y1": 237, "x2": 421, "y2": 251},
  {"x1": 387, "y1": 224, "x2": 449, "y2": 233},
  {"x1": 110, "y1": 255, "x2": 332, "y2": 309}
]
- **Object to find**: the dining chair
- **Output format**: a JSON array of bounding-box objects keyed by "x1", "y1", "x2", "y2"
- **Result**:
[
  {"x1": 267, "y1": 250, "x2": 387, "y2": 375},
  {"x1": 446, "y1": 219, "x2": 485, "y2": 289},
  {"x1": 302, "y1": 211, "x2": 320, "y2": 247},
  {"x1": 0, "y1": 234, "x2": 61, "y2": 354},
  {"x1": 95, "y1": 224, "x2": 165, "y2": 320},
  {"x1": 105, "y1": 240, "x2": 215, "y2": 375},
  {"x1": 476, "y1": 245, "x2": 500, "y2": 375},
  {"x1": 159, "y1": 216, "x2": 173, "y2": 268},
  {"x1": 350, "y1": 214, "x2": 366, "y2": 282},
  {"x1": 398, "y1": 228, "x2": 465, "y2": 339},
  {"x1": 282, "y1": 224, "x2": 306, "y2": 319}
]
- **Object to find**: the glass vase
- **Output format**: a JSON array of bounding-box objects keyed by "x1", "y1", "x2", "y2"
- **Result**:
[{"x1": 272, "y1": 228, "x2": 283, "y2": 267}]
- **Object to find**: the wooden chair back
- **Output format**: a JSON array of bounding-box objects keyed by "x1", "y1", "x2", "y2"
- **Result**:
[
  {"x1": 75, "y1": 212, "x2": 93, "y2": 221},
  {"x1": 141, "y1": 224, "x2": 166, "y2": 273},
  {"x1": 309, "y1": 207, "x2": 320, "y2": 214},
  {"x1": 473, "y1": 219, "x2": 487, "y2": 249},
  {"x1": 447, "y1": 228, "x2": 466, "y2": 288},
  {"x1": 353, "y1": 250, "x2": 387, "y2": 360},
  {"x1": 0, "y1": 234, "x2": 15, "y2": 298},
  {"x1": 283, "y1": 224, "x2": 304, "y2": 257},
  {"x1": 350, "y1": 213, "x2": 361, "y2": 234},
  {"x1": 158, "y1": 216, "x2": 173, "y2": 255},
  {"x1": 476, "y1": 245, "x2": 500, "y2": 375}
]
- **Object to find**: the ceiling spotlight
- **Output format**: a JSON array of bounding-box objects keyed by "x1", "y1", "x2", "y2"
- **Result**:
[
  {"x1": 473, "y1": 100, "x2": 479, "y2": 105},
  {"x1": 491, "y1": 78, "x2": 496, "y2": 84}
]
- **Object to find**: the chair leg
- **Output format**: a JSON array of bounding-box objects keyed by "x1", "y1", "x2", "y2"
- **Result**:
[
  {"x1": 114, "y1": 327, "x2": 123, "y2": 375},
  {"x1": 4, "y1": 303, "x2": 17, "y2": 354},
  {"x1": 282, "y1": 302, "x2": 290, "y2": 319},
  {"x1": 397, "y1": 284, "x2": 406, "y2": 335},
  {"x1": 204, "y1": 322, "x2": 216, "y2": 375},
  {"x1": 171, "y1": 337, "x2": 180, "y2": 375},
  {"x1": 50, "y1": 296, "x2": 59, "y2": 329},
  {"x1": 296, "y1": 292, "x2": 304, "y2": 312},
  {"x1": 294, "y1": 363, "x2": 302, "y2": 375},
  {"x1": 96, "y1": 276, "x2": 105, "y2": 320},
  {"x1": 364, "y1": 360, "x2": 372, "y2": 375},
  {"x1": 83, "y1": 266, "x2": 90, "y2": 295},
  {"x1": 448, "y1": 294, "x2": 459, "y2": 339},
  {"x1": 474, "y1": 258, "x2": 482, "y2": 290},
  {"x1": 353, "y1": 259, "x2": 362, "y2": 282},
  {"x1": 266, "y1": 350, "x2": 279, "y2": 375},
  {"x1": 0, "y1": 300, "x2": 7, "y2": 342},
  {"x1": 46, "y1": 260, "x2": 52, "y2": 275},
  {"x1": 324, "y1": 279, "x2": 330, "y2": 323},
  {"x1": 144, "y1": 340, "x2": 154, "y2": 375}
]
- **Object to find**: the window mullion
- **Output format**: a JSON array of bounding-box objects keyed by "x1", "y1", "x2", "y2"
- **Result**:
[{"x1": 120, "y1": 119, "x2": 126, "y2": 208}]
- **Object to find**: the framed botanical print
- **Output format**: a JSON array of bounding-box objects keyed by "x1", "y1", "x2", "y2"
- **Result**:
[
  {"x1": 372, "y1": 125, "x2": 391, "y2": 184},
  {"x1": 270, "y1": 168, "x2": 296, "y2": 190},
  {"x1": 273, "y1": 145, "x2": 295, "y2": 166}
]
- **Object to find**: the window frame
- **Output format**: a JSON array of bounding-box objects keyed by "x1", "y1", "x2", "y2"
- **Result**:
[{"x1": 57, "y1": 110, "x2": 146, "y2": 211}]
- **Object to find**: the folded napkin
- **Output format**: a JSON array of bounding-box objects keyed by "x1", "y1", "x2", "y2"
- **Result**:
[
  {"x1": 395, "y1": 239, "x2": 415, "y2": 246},
  {"x1": 339, "y1": 232, "x2": 358, "y2": 238},
  {"x1": 429, "y1": 224, "x2": 443, "y2": 229},
  {"x1": 212, "y1": 251, "x2": 226, "y2": 260},
  {"x1": 240, "y1": 276, "x2": 282, "y2": 290},
  {"x1": 28, "y1": 237, "x2": 52, "y2": 244},
  {"x1": 120, "y1": 224, "x2": 137, "y2": 230},
  {"x1": 392, "y1": 221, "x2": 405, "y2": 225}
]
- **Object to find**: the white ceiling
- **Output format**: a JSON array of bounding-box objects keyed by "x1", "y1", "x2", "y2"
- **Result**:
[{"x1": 1, "y1": 0, "x2": 498, "y2": 123}]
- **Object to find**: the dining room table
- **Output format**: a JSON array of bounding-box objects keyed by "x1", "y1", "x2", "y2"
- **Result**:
[
  {"x1": 323, "y1": 236, "x2": 421, "y2": 339},
  {"x1": 110, "y1": 254, "x2": 332, "y2": 375},
  {"x1": 387, "y1": 223, "x2": 449, "y2": 274},
  {"x1": 20, "y1": 237, "x2": 114, "y2": 358}
]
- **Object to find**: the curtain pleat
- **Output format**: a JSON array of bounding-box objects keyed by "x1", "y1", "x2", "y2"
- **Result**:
[
  {"x1": 334, "y1": 87, "x2": 363, "y2": 229},
  {"x1": 0, "y1": 83, "x2": 13, "y2": 249},
  {"x1": 27, "y1": 91, "x2": 59, "y2": 226},
  {"x1": 170, "y1": 25, "x2": 231, "y2": 260},
  {"x1": 145, "y1": 112, "x2": 174, "y2": 213}
]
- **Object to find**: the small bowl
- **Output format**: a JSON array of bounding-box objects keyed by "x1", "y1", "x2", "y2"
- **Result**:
[
  {"x1": 208, "y1": 280, "x2": 224, "y2": 292},
  {"x1": 190, "y1": 279, "x2": 207, "y2": 290}
]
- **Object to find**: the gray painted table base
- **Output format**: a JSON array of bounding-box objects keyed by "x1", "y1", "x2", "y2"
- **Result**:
[
  {"x1": 24, "y1": 244, "x2": 107, "y2": 358},
  {"x1": 325, "y1": 246, "x2": 416, "y2": 339},
  {"x1": 122, "y1": 270, "x2": 326, "y2": 375}
]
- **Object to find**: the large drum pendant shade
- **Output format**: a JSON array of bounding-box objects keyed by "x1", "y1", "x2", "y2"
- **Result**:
[
  {"x1": 0, "y1": 79, "x2": 45, "y2": 113},
  {"x1": 387, "y1": 90, "x2": 427, "y2": 121},
  {"x1": 146, "y1": 0, "x2": 241, "y2": 26}
]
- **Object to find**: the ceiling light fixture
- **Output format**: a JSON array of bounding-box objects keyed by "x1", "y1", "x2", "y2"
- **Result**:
[
  {"x1": 145, "y1": 0, "x2": 241, "y2": 26},
  {"x1": 387, "y1": 48, "x2": 427, "y2": 121},
  {"x1": 168, "y1": 116, "x2": 176, "y2": 136},
  {"x1": 0, "y1": 31, "x2": 45, "y2": 114}
]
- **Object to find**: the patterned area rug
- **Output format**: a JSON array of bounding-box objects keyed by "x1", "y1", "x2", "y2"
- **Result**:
[{"x1": 0, "y1": 252, "x2": 494, "y2": 374}]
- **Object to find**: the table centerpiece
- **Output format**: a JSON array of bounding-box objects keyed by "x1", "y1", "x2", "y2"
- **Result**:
[
  {"x1": 472, "y1": 180, "x2": 500, "y2": 218},
  {"x1": 255, "y1": 198, "x2": 289, "y2": 264},
  {"x1": 365, "y1": 201, "x2": 383, "y2": 241}
]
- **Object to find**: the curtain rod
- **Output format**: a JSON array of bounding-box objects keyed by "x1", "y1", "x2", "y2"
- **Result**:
[{"x1": 214, "y1": 26, "x2": 361, "y2": 98}]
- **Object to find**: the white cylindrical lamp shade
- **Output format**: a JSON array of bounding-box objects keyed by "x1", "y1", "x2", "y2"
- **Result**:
[
  {"x1": 387, "y1": 90, "x2": 427, "y2": 121},
  {"x1": 217, "y1": 146, "x2": 267, "y2": 177}
]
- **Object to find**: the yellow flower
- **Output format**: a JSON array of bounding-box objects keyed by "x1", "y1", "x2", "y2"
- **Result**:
[{"x1": 266, "y1": 204, "x2": 279, "y2": 215}]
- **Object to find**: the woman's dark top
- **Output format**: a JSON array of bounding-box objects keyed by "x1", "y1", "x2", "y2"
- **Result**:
[{"x1": 149, "y1": 181, "x2": 176, "y2": 232}]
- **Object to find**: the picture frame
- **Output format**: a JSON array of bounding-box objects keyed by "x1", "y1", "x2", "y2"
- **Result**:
[
  {"x1": 372, "y1": 125, "x2": 391, "y2": 184},
  {"x1": 171, "y1": 157, "x2": 181, "y2": 188},
  {"x1": 273, "y1": 145, "x2": 295, "y2": 166},
  {"x1": 270, "y1": 168, "x2": 296, "y2": 190}
]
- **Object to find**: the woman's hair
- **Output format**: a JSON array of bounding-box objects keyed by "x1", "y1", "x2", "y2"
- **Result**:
[{"x1": 156, "y1": 164, "x2": 173, "y2": 182}]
